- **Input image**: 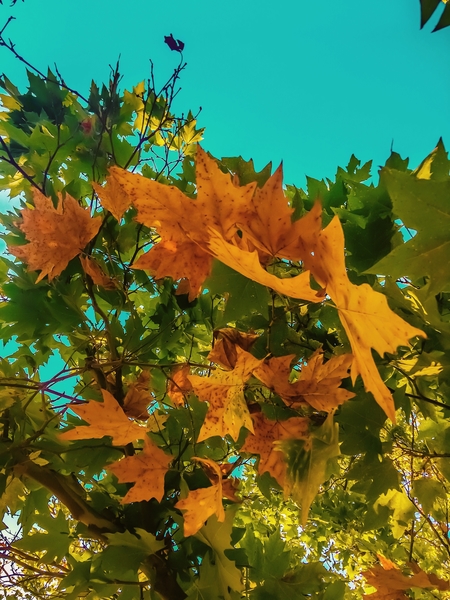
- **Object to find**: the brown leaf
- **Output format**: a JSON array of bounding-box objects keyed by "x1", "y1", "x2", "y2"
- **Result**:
[
  {"x1": 59, "y1": 389, "x2": 145, "y2": 446},
  {"x1": 175, "y1": 457, "x2": 225, "y2": 536},
  {"x1": 107, "y1": 437, "x2": 172, "y2": 503},
  {"x1": 80, "y1": 255, "x2": 117, "y2": 290},
  {"x1": 167, "y1": 365, "x2": 193, "y2": 406},
  {"x1": 10, "y1": 189, "x2": 101, "y2": 282},
  {"x1": 123, "y1": 371, "x2": 152, "y2": 419},
  {"x1": 188, "y1": 348, "x2": 263, "y2": 442},
  {"x1": 363, "y1": 557, "x2": 450, "y2": 599},
  {"x1": 208, "y1": 327, "x2": 259, "y2": 370},
  {"x1": 241, "y1": 413, "x2": 310, "y2": 487}
]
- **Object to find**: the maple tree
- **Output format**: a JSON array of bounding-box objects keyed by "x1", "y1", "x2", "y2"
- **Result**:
[{"x1": 1, "y1": 6, "x2": 450, "y2": 600}]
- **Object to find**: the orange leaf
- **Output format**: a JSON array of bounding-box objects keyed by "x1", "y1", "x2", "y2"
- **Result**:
[
  {"x1": 80, "y1": 255, "x2": 117, "y2": 290},
  {"x1": 188, "y1": 347, "x2": 263, "y2": 442},
  {"x1": 241, "y1": 413, "x2": 310, "y2": 487},
  {"x1": 253, "y1": 350, "x2": 355, "y2": 412},
  {"x1": 167, "y1": 365, "x2": 193, "y2": 406},
  {"x1": 304, "y1": 217, "x2": 425, "y2": 422},
  {"x1": 207, "y1": 228, "x2": 324, "y2": 303},
  {"x1": 133, "y1": 239, "x2": 213, "y2": 301},
  {"x1": 363, "y1": 557, "x2": 450, "y2": 599},
  {"x1": 123, "y1": 371, "x2": 152, "y2": 419},
  {"x1": 10, "y1": 189, "x2": 101, "y2": 283},
  {"x1": 59, "y1": 389, "x2": 145, "y2": 446},
  {"x1": 175, "y1": 457, "x2": 225, "y2": 536},
  {"x1": 208, "y1": 327, "x2": 259, "y2": 370},
  {"x1": 92, "y1": 177, "x2": 132, "y2": 221},
  {"x1": 108, "y1": 437, "x2": 172, "y2": 503},
  {"x1": 237, "y1": 165, "x2": 323, "y2": 260}
]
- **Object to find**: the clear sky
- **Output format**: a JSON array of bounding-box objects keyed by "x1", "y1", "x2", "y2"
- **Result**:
[{"x1": 0, "y1": 0, "x2": 449, "y2": 188}]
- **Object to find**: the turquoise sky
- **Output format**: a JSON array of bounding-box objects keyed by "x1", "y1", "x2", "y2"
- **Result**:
[{"x1": 0, "y1": 0, "x2": 449, "y2": 188}]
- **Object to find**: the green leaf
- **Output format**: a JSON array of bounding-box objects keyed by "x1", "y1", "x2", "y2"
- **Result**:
[{"x1": 367, "y1": 164, "x2": 450, "y2": 295}]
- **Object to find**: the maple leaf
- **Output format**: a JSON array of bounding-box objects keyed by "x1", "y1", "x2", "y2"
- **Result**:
[
  {"x1": 98, "y1": 147, "x2": 256, "y2": 297},
  {"x1": 237, "y1": 164, "x2": 323, "y2": 260},
  {"x1": 133, "y1": 238, "x2": 213, "y2": 301},
  {"x1": 59, "y1": 389, "x2": 146, "y2": 446},
  {"x1": 10, "y1": 189, "x2": 101, "y2": 282},
  {"x1": 92, "y1": 178, "x2": 131, "y2": 222},
  {"x1": 208, "y1": 327, "x2": 259, "y2": 370},
  {"x1": 80, "y1": 255, "x2": 117, "y2": 290},
  {"x1": 303, "y1": 217, "x2": 425, "y2": 422},
  {"x1": 188, "y1": 347, "x2": 263, "y2": 442},
  {"x1": 175, "y1": 457, "x2": 225, "y2": 536},
  {"x1": 241, "y1": 412, "x2": 310, "y2": 487},
  {"x1": 253, "y1": 350, "x2": 355, "y2": 412},
  {"x1": 362, "y1": 555, "x2": 450, "y2": 599},
  {"x1": 107, "y1": 437, "x2": 172, "y2": 503},
  {"x1": 207, "y1": 228, "x2": 324, "y2": 303},
  {"x1": 167, "y1": 365, "x2": 193, "y2": 406},
  {"x1": 123, "y1": 371, "x2": 152, "y2": 419}
]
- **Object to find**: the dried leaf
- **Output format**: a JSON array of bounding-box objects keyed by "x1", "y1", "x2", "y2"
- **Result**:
[
  {"x1": 107, "y1": 437, "x2": 172, "y2": 503},
  {"x1": 123, "y1": 371, "x2": 152, "y2": 419},
  {"x1": 241, "y1": 412, "x2": 310, "y2": 487},
  {"x1": 253, "y1": 350, "x2": 355, "y2": 412},
  {"x1": 207, "y1": 228, "x2": 324, "y2": 303},
  {"x1": 59, "y1": 389, "x2": 145, "y2": 446},
  {"x1": 238, "y1": 166, "x2": 323, "y2": 260},
  {"x1": 92, "y1": 177, "x2": 131, "y2": 221},
  {"x1": 133, "y1": 239, "x2": 213, "y2": 301},
  {"x1": 175, "y1": 458, "x2": 225, "y2": 536},
  {"x1": 303, "y1": 217, "x2": 425, "y2": 422},
  {"x1": 363, "y1": 556, "x2": 450, "y2": 599},
  {"x1": 188, "y1": 348, "x2": 263, "y2": 442},
  {"x1": 10, "y1": 189, "x2": 101, "y2": 282},
  {"x1": 167, "y1": 365, "x2": 193, "y2": 406},
  {"x1": 208, "y1": 327, "x2": 259, "y2": 370},
  {"x1": 80, "y1": 255, "x2": 117, "y2": 290}
]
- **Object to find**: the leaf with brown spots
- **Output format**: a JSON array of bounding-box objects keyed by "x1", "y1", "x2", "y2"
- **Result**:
[
  {"x1": 167, "y1": 365, "x2": 193, "y2": 406},
  {"x1": 98, "y1": 146, "x2": 255, "y2": 297},
  {"x1": 188, "y1": 347, "x2": 263, "y2": 442},
  {"x1": 302, "y1": 217, "x2": 425, "y2": 422},
  {"x1": 10, "y1": 189, "x2": 101, "y2": 283},
  {"x1": 362, "y1": 556, "x2": 450, "y2": 599},
  {"x1": 253, "y1": 350, "x2": 355, "y2": 412},
  {"x1": 175, "y1": 457, "x2": 225, "y2": 536},
  {"x1": 80, "y1": 255, "x2": 117, "y2": 290},
  {"x1": 107, "y1": 437, "x2": 172, "y2": 503},
  {"x1": 92, "y1": 177, "x2": 132, "y2": 222},
  {"x1": 133, "y1": 239, "x2": 213, "y2": 301},
  {"x1": 123, "y1": 371, "x2": 152, "y2": 419},
  {"x1": 237, "y1": 164, "x2": 323, "y2": 260},
  {"x1": 59, "y1": 389, "x2": 146, "y2": 446},
  {"x1": 207, "y1": 228, "x2": 324, "y2": 303},
  {"x1": 208, "y1": 327, "x2": 259, "y2": 370},
  {"x1": 241, "y1": 412, "x2": 310, "y2": 487}
]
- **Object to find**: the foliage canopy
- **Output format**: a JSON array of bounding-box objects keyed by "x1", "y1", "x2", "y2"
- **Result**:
[{"x1": 1, "y1": 7, "x2": 450, "y2": 600}]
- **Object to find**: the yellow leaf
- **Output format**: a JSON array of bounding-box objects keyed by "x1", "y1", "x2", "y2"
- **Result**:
[
  {"x1": 303, "y1": 217, "x2": 425, "y2": 422},
  {"x1": 108, "y1": 437, "x2": 172, "y2": 503},
  {"x1": 59, "y1": 389, "x2": 146, "y2": 446},
  {"x1": 175, "y1": 457, "x2": 225, "y2": 536},
  {"x1": 123, "y1": 371, "x2": 152, "y2": 419},
  {"x1": 188, "y1": 347, "x2": 263, "y2": 442}
]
